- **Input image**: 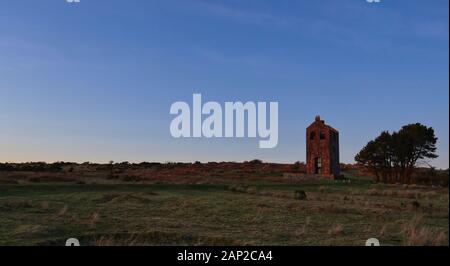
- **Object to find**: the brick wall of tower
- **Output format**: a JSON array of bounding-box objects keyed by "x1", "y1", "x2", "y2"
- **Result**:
[{"x1": 306, "y1": 116, "x2": 340, "y2": 177}]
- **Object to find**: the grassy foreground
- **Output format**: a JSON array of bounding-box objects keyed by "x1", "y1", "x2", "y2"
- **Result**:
[{"x1": 0, "y1": 171, "x2": 448, "y2": 246}]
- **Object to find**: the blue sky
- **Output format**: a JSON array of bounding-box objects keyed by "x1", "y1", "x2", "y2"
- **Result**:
[{"x1": 0, "y1": 0, "x2": 448, "y2": 168}]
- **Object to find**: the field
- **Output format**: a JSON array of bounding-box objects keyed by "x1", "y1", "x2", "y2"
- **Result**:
[{"x1": 0, "y1": 162, "x2": 448, "y2": 246}]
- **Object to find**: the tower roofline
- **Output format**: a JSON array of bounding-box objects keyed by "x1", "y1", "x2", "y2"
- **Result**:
[{"x1": 306, "y1": 116, "x2": 339, "y2": 133}]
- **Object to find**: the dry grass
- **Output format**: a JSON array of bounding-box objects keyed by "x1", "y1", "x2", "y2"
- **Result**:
[
  {"x1": 246, "y1": 186, "x2": 258, "y2": 194},
  {"x1": 95, "y1": 193, "x2": 121, "y2": 203},
  {"x1": 40, "y1": 201, "x2": 49, "y2": 212},
  {"x1": 89, "y1": 212, "x2": 100, "y2": 228},
  {"x1": 0, "y1": 200, "x2": 32, "y2": 210},
  {"x1": 318, "y1": 186, "x2": 326, "y2": 193},
  {"x1": 92, "y1": 234, "x2": 142, "y2": 246},
  {"x1": 57, "y1": 205, "x2": 68, "y2": 216},
  {"x1": 14, "y1": 224, "x2": 47, "y2": 236},
  {"x1": 398, "y1": 190, "x2": 419, "y2": 199},
  {"x1": 295, "y1": 217, "x2": 311, "y2": 237},
  {"x1": 305, "y1": 216, "x2": 311, "y2": 226},
  {"x1": 379, "y1": 224, "x2": 388, "y2": 237},
  {"x1": 295, "y1": 225, "x2": 307, "y2": 237},
  {"x1": 366, "y1": 187, "x2": 427, "y2": 200},
  {"x1": 424, "y1": 191, "x2": 438, "y2": 200},
  {"x1": 346, "y1": 188, "x2": 358, "y2": 195},
  {"x1": 401, "y1": 215, "x2": 447, "y2": 246},
  {"x1": 367, "y1": 188, "x2": 380, "y2": 196},
  {"x1": 256, "y1": 190, "x2": 292, "y2": 199},
  {"x1": 0, "y1": 164, "x2": 447, "y2": 246},
  {"x1": 341, "y1": 195, "x2": 350, "y2": 201},
  {"x1": 328, "y1": 224, "x2": 344, "y2": 236}
]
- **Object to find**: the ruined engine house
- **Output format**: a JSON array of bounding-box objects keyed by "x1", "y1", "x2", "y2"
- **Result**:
[{"x1": 306, "y1": 116, "x2": 340, "y2": 178}]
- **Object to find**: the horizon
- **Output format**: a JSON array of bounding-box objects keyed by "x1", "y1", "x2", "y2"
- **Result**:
[
  {"x1": 1, "y1": 0, "x2": 448, "y2": 168},
  {"x1": 1, "y1": 160, "x2": 448, "y2": 171}
]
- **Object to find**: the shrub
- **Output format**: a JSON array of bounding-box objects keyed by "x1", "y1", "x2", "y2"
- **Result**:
[{"x1": 294, "y1": 190, "x2": 307, "y2": 200}]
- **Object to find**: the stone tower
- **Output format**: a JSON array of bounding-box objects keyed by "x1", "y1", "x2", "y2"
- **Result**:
[{"x1": 306, "y1": 116, "x2": 340, "y2": 177}]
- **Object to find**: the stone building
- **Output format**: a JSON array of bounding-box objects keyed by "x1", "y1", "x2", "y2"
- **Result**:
[{"x1": 306, "y1": 116, "x2": 340, "y2": 177}]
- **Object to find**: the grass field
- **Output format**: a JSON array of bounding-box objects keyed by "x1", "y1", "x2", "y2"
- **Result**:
[{"x1": 0, "y1": 166, "x2": 448, "y2": 246}]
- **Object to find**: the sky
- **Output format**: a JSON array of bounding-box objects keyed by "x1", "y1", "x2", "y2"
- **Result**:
[{"x1": 0, "y1": 0, "x2": 448, "y2": 168}]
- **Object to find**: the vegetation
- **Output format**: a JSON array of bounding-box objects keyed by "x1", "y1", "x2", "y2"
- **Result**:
[
  {"x1": 355, "y1": 123, "x2": 438, "y2": 184},
  {"x1": 0, "y1": 162, "x2": 64, "y2": 172},
  {"x1": 0, "y1": 162, "x2": 448, "y2": 246}
]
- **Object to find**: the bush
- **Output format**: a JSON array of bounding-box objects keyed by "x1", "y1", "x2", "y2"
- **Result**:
[
  {"x1": 294, "y1": 190, "x2": 307, "y2": 200},
  {"x1": 413, "y1": 168, "x2": 449, "y2": 187}
]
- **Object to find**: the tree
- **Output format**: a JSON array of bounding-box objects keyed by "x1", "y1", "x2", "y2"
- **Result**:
[
  {"x1": 355, "y1": 123, "x2": 438, "y2": 184},
  {"x1": 355, "y1": 131, "x2": 398, "y2": 183},
  {"x1": 374, "y1": 131, "x2": 395, "y2": 183},
  {"x1": 355, "y1": 140, "x2": 383, "y2": 182},
  {"x1": 394, "y1": 123, "x2": 438, "y2": 183}
]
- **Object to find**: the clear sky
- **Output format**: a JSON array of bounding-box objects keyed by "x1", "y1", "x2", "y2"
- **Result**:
[{"x1": 0, "y1": 0, "x2": 448, "y2": 168}]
